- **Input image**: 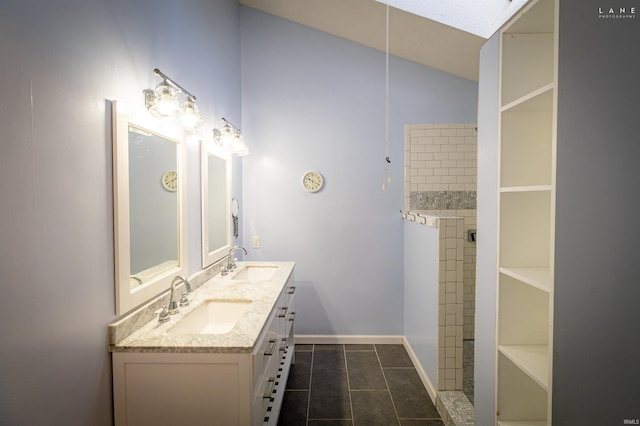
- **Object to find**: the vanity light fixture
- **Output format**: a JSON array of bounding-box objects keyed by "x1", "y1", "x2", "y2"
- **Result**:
[
  {"x1": 213, "y1": 118, "x2": 249, "y2": 156},
  {"x1": 144, "y1": 68, "x2": 203, "y2": 131}
]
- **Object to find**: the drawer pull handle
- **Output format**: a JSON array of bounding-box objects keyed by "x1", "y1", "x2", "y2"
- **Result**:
[
  {"x1": 264, "y1": 338, "x2": 277, "y2": 356},
  {"x1": 278, "y1": 307, "x2": 288, "y2": 318},
  {"x1": 288, "y1": 286, "x2": 296, "y2": 295},
  {"x1": 263, "y1": 377, "x2": 276, "y2": 400},
  {"x1": 288, "y1": 311, "x2": 296, "y2": 322}
]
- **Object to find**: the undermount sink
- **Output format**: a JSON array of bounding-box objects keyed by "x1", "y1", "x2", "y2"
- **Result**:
[
  {"x1": 231, "y1": 265, "x2": 278, "y2": 281},
  {"x1": 168, "y1": 299, "x2": 252, "y2": 335}
]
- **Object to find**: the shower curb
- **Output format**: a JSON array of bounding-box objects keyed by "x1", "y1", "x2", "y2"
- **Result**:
[{"x1": 437, "y1": 391, "x2": 474, "y2": 426}]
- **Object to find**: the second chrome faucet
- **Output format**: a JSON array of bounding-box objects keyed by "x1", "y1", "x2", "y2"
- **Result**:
[{"x1": 221, "y1": 245, "x2": 248, "y2": 275}]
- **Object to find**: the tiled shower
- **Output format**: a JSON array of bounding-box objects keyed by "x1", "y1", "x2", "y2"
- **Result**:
[
  {"x1": 404, "y1": 123, "x2": 477, "y2": 341},
  {"x1": 404, "y1": 123, "x2": 477, "y2": 406}
]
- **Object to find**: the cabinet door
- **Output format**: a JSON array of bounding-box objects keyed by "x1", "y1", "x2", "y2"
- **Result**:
[{"x1": 113, "y1": 352, "x2": 244, "y2": 426}]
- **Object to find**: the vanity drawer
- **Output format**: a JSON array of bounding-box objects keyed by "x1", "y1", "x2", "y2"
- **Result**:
[
  {"x1": 252, "y1": 374, "x2": 276, "y2": 425},
  {"x1": 252, "y1": 306, "x2": 280, "y2": 391},
  {"x1": 285, "y1": 284, "x2": 296, "y2": 307}
]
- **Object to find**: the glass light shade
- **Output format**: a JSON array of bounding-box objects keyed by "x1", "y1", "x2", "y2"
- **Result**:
[
  {"x1": 150, "y1": 81, "x2": 178, "y2": 117},
  {"x1": 214, "y1": 122, "x2": 235, "y2": 148},
  {"x1": 229, "y1": 134, "x2": 249, "y2": 156},
  {"x1": 180, "y1": 97, "x2": 203, "y2": 130}
]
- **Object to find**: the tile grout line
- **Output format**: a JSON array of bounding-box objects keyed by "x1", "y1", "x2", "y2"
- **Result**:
[
  {"x1": 305, "y1": 344, "x2": 315, "y2": 426},
  {"x1": 374, "y1": 345, "x2": 402, "y2": 426},
  {"x1": 342, "y1": 345, "x2": 355, "y2": 426}
]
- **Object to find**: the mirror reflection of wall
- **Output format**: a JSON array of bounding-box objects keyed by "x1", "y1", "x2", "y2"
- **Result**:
[
  {"x1": 207, "y1": 154, "x2": 228, "y2": 252},
  {"x1": 128, "y1": 126, "x2": 179, "y2": 281}
]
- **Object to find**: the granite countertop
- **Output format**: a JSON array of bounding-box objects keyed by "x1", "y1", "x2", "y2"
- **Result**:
[{"x1": 108, "y1": 261, "x2": 295, "y2": 354}]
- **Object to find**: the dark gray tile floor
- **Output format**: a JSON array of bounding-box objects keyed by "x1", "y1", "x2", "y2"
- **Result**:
[{"x1": 278, "y1": 344, "x2": 444, "y2": 426}]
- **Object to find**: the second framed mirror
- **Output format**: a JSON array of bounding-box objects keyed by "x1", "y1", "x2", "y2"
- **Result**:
[{"x1": 201, "y1": 141, "x2": 232, "y2": 267}]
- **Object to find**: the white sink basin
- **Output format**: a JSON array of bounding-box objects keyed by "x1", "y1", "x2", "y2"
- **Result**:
[
  {"x1": 168, "y1": 299, "x2": 252, "y2": 335},
  {"x1": 232, "y1": 265, "x2": 278, "y2": 281}
]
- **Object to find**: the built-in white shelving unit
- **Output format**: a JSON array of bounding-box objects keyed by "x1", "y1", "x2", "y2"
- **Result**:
[{"x1": 496, "y1": 0, "x2": 557, "y2": 424}]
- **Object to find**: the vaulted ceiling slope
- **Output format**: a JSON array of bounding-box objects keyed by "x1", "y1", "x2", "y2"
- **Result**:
[{"x1": 239, "y1": 0, "x2": 489, "y2": 81}]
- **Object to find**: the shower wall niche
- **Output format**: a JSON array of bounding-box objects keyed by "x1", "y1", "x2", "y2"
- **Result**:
[{"x1": 404, "y1": 123, "x2": 477, "y2": 340}]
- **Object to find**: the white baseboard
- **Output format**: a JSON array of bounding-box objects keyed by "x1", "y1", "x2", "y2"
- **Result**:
[
  {"x1": 402, "y1": 337, "x2": 438, "y2": 405},
  {"x1": 294, "y1": 335, "x2": 404, "y2": 345}
]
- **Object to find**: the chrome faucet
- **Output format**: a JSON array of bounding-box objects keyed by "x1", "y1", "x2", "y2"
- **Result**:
[
  {"x1": 154, "y1": 276, "x2": 191, "y2": 323},
  {"x1": 173, "y1": 275, "x2": 192, "y2": 308},
  {"x1": 167, "y1": 275, "x2": 191, "y2": 315},
  {"x1": 167, "y1": 279, "x2": 180, "y2": 315},
  {"x1": 222, "y1": 245, "x2": 248, "y2": 275}
]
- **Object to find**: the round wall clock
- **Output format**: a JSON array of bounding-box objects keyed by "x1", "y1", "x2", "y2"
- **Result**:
[
  {"x1": 302, "y1": 171, "x2": 323, "y2": 193},
  {"x1": 161, "y1": 170, "x2": 178, "y2": 192}
]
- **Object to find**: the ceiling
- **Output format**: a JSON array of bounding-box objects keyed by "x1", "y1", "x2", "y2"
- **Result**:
[{"x1": 239, "y1": 0, "x2": 527, "y2": 81}]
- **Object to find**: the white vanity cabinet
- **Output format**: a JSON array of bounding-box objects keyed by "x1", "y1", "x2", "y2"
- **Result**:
[{"x1": 111, "y1": 274, "x2": 296, "y2": 426}]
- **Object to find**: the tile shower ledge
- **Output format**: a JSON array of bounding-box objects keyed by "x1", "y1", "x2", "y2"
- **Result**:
[
  {"x1": 108, "y1": 261, "x2": 295, "y2": 354},
  {"x1": 401, "y1": 210, "x2": 463, "y2": 228}
]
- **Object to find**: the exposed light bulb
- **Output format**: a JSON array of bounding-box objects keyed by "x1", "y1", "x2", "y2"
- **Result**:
[
  {"x1": 180, "y1": 97, "x2": 202, "y2": 130},
  {"x1": 150, "y1": 80, "x2": 178, "y2": 117}
]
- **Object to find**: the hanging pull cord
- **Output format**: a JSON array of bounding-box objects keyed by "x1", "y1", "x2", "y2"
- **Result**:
[{"x1": 383, "y1": 1, "x2": 391, "y2": 190}]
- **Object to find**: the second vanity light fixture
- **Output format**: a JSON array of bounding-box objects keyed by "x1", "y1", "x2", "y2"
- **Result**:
[
  {"x1": 213, "y1": 118, "x2": 249, "y2": 156},
  {"x1": 144, "y1": 68, "x2": 204, "y2": 132}
]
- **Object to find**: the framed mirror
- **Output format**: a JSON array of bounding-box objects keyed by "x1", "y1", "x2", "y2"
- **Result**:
[
  {"x1": 201, "y1": 140, "x2": 232, "y2": 267},
  {"x1": 112, "y1": 101, "x2": 188, "y2": 315}
]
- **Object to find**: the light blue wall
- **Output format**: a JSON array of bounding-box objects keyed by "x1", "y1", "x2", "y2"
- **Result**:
[
  {"x1": 404, "y1": 220, "x2": 440, "y2": 383},
  {"x1": 0, "y1": 0, "x2": 241, "y2": 424},
  {"x1": 475, "y1": 32, "x2": 500, "y2": 426},
  {"x1": 240, "y1": 7, "x2": 478, "y2": 336}
]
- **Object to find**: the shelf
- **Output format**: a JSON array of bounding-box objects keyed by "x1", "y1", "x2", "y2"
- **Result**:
[
  {"x1": 499, "y1": 88, "x2": 553, "y2": 188},
  {"x1": 500, "y1": 267, "x2": 551, "y2": 293},
  {"x1": 501, "y1": 83, "x2": 553, "y2": 113},
  {"x1": 499, "y1": 345, "x2": 549, "y2": 390},
  {"x1": 500, "y1": 186, "x2": 552, "y2": 193},
  {"x1": 501, "y1": 36, "x2": 554, "y2": 107},
  {"x1": 498, "y1": 421, "x2": 547, "y2": 426}
]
